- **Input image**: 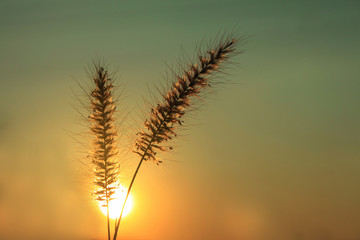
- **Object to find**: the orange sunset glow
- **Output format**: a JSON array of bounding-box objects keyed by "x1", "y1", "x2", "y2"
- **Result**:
[
  {"x1": 1, "y1": 1, "x2": 360, "y2": 240},
  {"x1": 99, "y1": 186, "x2": 133, "y2": 219}
]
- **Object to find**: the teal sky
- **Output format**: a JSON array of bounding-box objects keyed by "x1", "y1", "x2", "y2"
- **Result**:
[{"x1": 1, "y1": 1, "x2": 360, "y2": 240}]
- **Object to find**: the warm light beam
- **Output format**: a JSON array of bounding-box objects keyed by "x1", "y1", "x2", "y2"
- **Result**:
[{"x1": 99, "y1": 185, "x2": 133, "y2": 219}]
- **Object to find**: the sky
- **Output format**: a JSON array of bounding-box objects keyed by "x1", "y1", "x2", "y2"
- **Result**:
[{"x1": 1, "y1": 0, "x2": 360, "y2": 240}]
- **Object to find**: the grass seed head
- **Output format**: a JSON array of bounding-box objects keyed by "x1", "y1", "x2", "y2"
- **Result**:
[{"x1": 134, "y1": 36, "x2": 239, "y2": 165}]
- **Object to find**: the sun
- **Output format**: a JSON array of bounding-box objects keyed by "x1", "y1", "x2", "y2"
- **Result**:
[{"x1": 99, "y1": 185, "x2": 133, "y2": 219}]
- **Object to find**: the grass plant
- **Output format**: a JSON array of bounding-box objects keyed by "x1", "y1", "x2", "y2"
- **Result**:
[
  {"x1": 111, "y1": 34, "x2": 242, "y2": 240},
  {"x1": 88, "y1": 64, "x2": 120, "y2": 240}
]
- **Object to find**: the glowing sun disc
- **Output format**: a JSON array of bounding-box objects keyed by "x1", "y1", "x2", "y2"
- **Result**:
[{"x1": 99, "y1": 185, "x2": 133, "y2": 219}]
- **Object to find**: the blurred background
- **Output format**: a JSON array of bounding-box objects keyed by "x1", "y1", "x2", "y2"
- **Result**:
[{"x1": 1, "y1": 0, "x2": 360, "y2": 239}]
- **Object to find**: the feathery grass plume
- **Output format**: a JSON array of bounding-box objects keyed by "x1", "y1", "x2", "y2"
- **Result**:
[
  {"x1": 89, "y1": 64, "x2": 120, "y2": 240},
  {"x1": 113, "y1": 34, "x2": 241, "y2": 240},
  {"x1": 134, "y1": 36, "x2": 238, "y2": 164}
]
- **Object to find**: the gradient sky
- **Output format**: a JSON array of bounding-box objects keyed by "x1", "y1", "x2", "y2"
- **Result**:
[{"x1": 1, "y1": 1, "x2": 360, "y2": 240}]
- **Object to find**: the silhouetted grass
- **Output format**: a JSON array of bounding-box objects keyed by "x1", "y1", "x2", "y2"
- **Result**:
[
  {"x1": 112, "y1": 34, "x2": 243, "y2": 240},
  {"x1": 89, "y1": 63, "x2": 120, "y2": 240}
]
